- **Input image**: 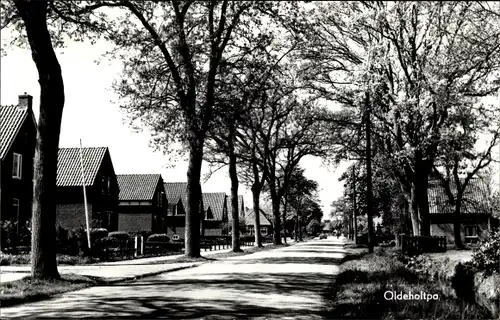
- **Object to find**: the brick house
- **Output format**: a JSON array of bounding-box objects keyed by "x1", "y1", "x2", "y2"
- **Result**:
[
  {"x1": 117, "y1": 174, "x2": 167, "y2": 234},
  {"x1": 428, "y1": 179, "x2": 498, "y2": 244},
  {"x1": 245, "y1": 208, "x2": 273, "y2": 237},
  {"x1": 0, "y1": 94, "x2": 37, "y2": 235},
  {"x1": 202, "y1": 192, "x2": 228, "y2": 236},
  {"x1": 55, "y1": 147, "x2": 119, "y2": 231}
]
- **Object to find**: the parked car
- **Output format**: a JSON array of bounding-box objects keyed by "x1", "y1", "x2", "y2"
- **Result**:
[{"x1": 319, "y1": 234, "x2": 327, "y2": 240}]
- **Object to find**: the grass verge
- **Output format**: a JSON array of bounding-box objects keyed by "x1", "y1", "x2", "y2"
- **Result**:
[
  {"x1": 0, "y1": 274, "x2": 102, "y2": 308},
  {"x1": 324, "y1": 248, "x2": 491, "y2": 320}
]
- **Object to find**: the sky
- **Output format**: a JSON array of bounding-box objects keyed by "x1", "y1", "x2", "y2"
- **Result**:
[{"x1": 0, "y1": 39, "x2": 348, "y2": 220}]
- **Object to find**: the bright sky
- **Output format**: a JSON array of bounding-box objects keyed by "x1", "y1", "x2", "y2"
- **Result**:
[{"x1": 0, "y1": 39, "x2": 347, "y2": 220}]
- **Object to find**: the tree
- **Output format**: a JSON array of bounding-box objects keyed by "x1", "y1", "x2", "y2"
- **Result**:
[
  {"x1": 433, "y1": 103, "x2": 500, "y2": 248},
  {"x1": 301, "y1": 1, "x2": 500, "y2": 237},
  {"x1": 1, "y1": 0, "x2": 68, "y2": 280},
  {"x1": 284, "y1": 167, "x2": 318, "y2": 241},
  {"x1": 306, "y1": 218, "x2": 322, "y2": 237},
  {"x1": 204, "y1": 18, "x2": 298, "y2": 251},
  {"x1": 88, "y1": 1, "x2": 267, "y2": 258}
]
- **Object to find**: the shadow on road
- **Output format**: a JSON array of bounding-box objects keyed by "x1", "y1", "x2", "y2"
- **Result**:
[{"x1": 3, "y1": 241, "x2": 350, "y2": 319}]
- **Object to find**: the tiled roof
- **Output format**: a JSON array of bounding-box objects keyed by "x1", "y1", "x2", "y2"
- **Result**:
[
  {"x1": 57, "y1": 147, "x2": 108, "y2": 187},
  {"x1": 203, "y1": 192, "x2": 227, "y2": 221},
  {"x1": 0, "y1": 105, "x2": 29, "y2": 160},
  {"x1": 428, "y1": 179, "x2": 492, "y2": 215},
  {"x1": 245, "y1": 208, "x2": 272, "y2": 226},
  {"x1": 227, "y1": 195, "x2": 245, "y2": 222},
  {"x1": 117, "y1": 174, "x2": 162, "y2": 201},
  {"x1": 163, "y1": 182, "x2": 188, "y2": 205}
]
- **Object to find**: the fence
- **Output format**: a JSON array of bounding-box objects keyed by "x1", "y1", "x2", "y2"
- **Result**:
[
  {"x1": 399, "y1": 234, "x2": 447, "y2": 256},
  {"x1": 2, "y1": 234, "x2": 278, "y2": 259}
]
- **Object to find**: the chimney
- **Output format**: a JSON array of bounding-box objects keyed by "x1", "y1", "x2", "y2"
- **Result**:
[{"x1": 18, "y1": 93, "x2": 33, "y2": 110}]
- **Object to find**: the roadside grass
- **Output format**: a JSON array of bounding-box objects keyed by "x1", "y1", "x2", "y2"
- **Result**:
[
  {"x1": 0, "y1": 274, "x2": 102, "y2": 308},
  {"x1": 0, "y1": 253, "x2": 101, "y2": 266},
  {"x1": 325, "y1": 249, "x2": 491, "y2": 320}
]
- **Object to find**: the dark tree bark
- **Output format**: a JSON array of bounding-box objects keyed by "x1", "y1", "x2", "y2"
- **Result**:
[
  {"x1": 282, "y1": 196, "x2": 288, "y2": 244},
  {"x1": 228, "y1": 129, "x2": 242, "y2": 252},
  {"x1": 13, "y1": 0, "x2": 63, "y2": 280},
  {"x1": 453, "y1": 197, "x2": 465, "y2": 249},
  {"x1": 271, "y1": 190, "x2": 282, "y2": 245},
  {"x1": 185, "y1": 135, "x2": 203, "y2": 258}
]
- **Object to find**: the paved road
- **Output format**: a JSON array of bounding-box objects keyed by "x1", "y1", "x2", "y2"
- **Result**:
[{"x1": 1, "y1": 237, "x2": 348, "y2": 319}]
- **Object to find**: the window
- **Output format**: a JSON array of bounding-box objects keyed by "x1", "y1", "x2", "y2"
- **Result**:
[
  {"x1": 248, "y1": 226, "x2": 255, "y2": 235},
  {"x1": 465, "y1": 225, "x2": 478, "y2": 238},
  {"x1": 12, "y1": 153, "x2": 22, "y2": 179},
  {"x1": 260, "y1": 227, "x2": 268, "y2": 236}
]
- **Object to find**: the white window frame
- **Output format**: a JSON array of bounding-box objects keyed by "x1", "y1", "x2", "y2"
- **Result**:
[
  {"x1": 12, "y1": 153, "x2": 22, "y2": 179},
  {"x1": 465, "y1": 225, "x2": 478, "y2": 238},
  {"x1": 260, "y1": 226, "x2": 268, "y2": 236},
  {"x1": 172, "y1": 234, "x2": 180, "y2": 241}
]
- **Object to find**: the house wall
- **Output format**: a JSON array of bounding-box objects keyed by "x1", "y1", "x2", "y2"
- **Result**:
[
  {"x1": 166, "y1": 226, "x2": 185, "y2": 240},
  {"x1": 430, "y1": 215, "x2": 491, "y2": 244},
  {"x1": 246, "y1": 225, "x2": 272, "y2": 236},
  {"x1": 0, "y1": 113, "x2": 36, "y2": 224},
  {"x1": 204, "y1": 228, "x2": 223, "y2": 236},
  {"x1": 55, "y1": 151, "x2": 120, "y2": 232},
  {"x1": 118, "y1": 213, "x2": 152, "y2": 232},
  {"x1": 56, "y1": 203, "x2": 93, "y2": 230}
]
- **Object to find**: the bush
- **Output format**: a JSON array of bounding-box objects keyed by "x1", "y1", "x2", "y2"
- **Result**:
[
  {"x1": 107, "y1": 231, "x2": 131, "y2": 242},
  {"x1": 91, "y1": 228, "x2": 108, "y2": 240},
  {"x1": 147, "y1": 234, "x2": 169, "y2": 242},
  {"x1": 471, "y1": 229, "x2": 500, "y2": 275},
  {"x1": 306, "y1": 219, "x2": 322, "y2": 236}
]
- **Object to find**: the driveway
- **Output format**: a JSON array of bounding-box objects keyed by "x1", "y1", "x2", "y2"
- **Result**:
[{"x1": 1, "y1": 237, "x2": 348, "y2": 319}]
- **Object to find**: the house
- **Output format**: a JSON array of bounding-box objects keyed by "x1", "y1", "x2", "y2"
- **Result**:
[
  {"x1": 245, "y1": 208, "x2": 273, "y2": 237},
  {"x1": 163, "y1": 182, "x2": 208, "y2": 240},
  {"x1": 55, "y1": 147, "x2": 119, "y2": 231},
  {"x1": 202, "y1": 192, "x2": 228, "y2": 236},
  {"x1": 428, "y1": 179, "x2": 498, "y2": 244},
  {"x1": 116, "y1": 174, "x2": 166, "y2": 234},
  {"x1": 0, "y1": 94, "x2": 37, "y2": 234},
  {"x1": 163, "y1": 182, "x2": 189, "y2": 240}
]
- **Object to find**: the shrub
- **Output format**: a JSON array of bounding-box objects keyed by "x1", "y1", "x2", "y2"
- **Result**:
[
  {"x1": 306, "y1": 219, "x2": 322, "y2": 236},
  {"x1": 107, "y1": 231, "x2": 131, "y2": 242},
  {"x1": 471, "y1": 229, "x2": 500, "y2": 275},
  {"x1": 147, "y1": 234, "x2": 169, "y2": 242},
  {"x1": 91, "y1": 228, "x2": 108, "y2": 240}
]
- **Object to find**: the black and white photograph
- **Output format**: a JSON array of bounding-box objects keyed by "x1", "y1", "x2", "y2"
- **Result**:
[{"x1": 0, "y1": 1, "x2": 499, "y2": 319}]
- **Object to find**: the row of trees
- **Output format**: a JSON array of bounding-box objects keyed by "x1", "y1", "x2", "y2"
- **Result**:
[
  {"x1": 4, "y1": 0, "x2": 499, "y2": 280},
  {"x1": 319, "y1": 2, "x2": 500, "y2": 248},
  {"x1": 1, "y1": 0, "x2": 333, "y2": 279}
]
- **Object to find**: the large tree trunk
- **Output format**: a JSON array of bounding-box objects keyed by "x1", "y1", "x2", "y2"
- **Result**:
[
  {"x1": 298, "y1": 216, "x2": 303, "y2": 241},
  {"x1": 270, "y1": 189, "x2": 282, "y2": 245},
  {"x1": 15, "y1": 0, "x2": 63, "y2": 280},
  {"x1": 282, "y1": 196, "x2": 288, "y2": 244},
  {"x1": 185, "y1": 136, "x2": 203, "y2": 258},
  {"x1": 409, "y1": 185, "x2": 420, "y2": 236},
  {"x1": 453, "y1": 199, "x2": 465, "y2": 249},
  {"x1": 251, "y1": 186, "x2": 262, "y2": 247},
  {"x1": 415, "y1": 174, "x2": 431, "y2": 236},
  {"x1": 294, "y1": 212, "x2": 299, "y2": 241},
  {"x1": 228, "y1": 132, "x2": 242, "y2": 252}
]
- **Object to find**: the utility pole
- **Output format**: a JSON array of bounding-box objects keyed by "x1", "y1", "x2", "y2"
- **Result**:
[
  {"x1": 352, "y1": 166, "x2": 358, "y2": 244},
  {"x1": 365, "y1": 92, "x2": 375, "y2": 253}
]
